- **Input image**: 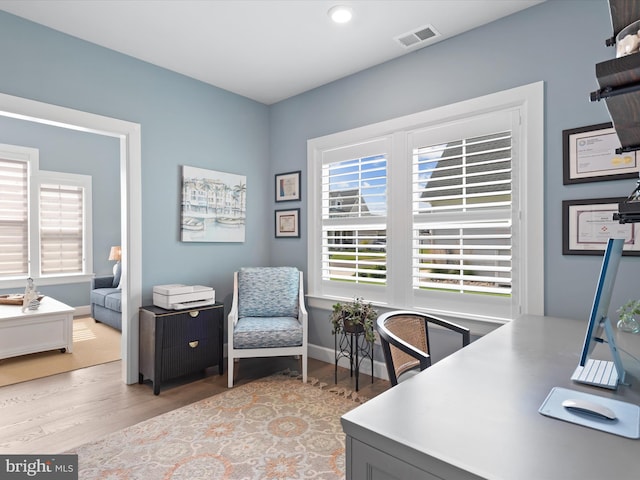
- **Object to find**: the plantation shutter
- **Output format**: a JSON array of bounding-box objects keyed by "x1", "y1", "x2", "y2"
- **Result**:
[
  {"x1": 321, "y1": 139, "x2": 388, "y2": 286},
  {"x1": 0, "y1": 158, "x2": 28, "y2": 277},
  {"x1": 411, "y1": 112, "x2": 514, "y2": 297},
  {"x1": 39, "y1": 183, "x2": 84, "y2": 275}
]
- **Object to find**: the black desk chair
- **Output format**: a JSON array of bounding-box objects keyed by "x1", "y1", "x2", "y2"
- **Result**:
[{"x1": 376, "y1": 310, "x2": 471, "y2": 386}]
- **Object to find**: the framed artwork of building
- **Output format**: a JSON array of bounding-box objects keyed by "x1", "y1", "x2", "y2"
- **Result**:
[{"x1": 181, "y1": 165, "x2": 246, "y2": 242}]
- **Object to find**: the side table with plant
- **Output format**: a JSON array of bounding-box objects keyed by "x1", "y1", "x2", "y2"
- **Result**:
[
  {"x1": 616, "y1": 299, "x2": 640, "y2": 334},
  {"x1": 330, "y1": 297, "x2": 378, "y2": 391},
  {"x1": 329, "y1": 297, "x2": 377, "y2": 344}
]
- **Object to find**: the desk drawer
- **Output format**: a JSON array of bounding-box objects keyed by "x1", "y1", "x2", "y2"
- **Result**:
[{"x1": 349, "y1": 438, "x2": 443, "y2": 480}]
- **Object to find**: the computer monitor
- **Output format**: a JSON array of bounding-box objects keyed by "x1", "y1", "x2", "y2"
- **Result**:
[{"x1": 571, "y1": 238, "x2": 626, "y2": 389}]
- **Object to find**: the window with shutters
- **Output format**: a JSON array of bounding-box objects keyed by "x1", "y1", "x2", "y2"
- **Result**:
[
  {"x1": 409, "y1": 110, "x2": 517, "y2": 321},
  {"x1": 308, "y1": 83, "x2": 543, "y2": 323},
  {"x1": 0, "y1": 143, "x2": 92, "y2": 285},
  {"x1": 323, "y1": 147, "x2": 387, "y2": 288}
]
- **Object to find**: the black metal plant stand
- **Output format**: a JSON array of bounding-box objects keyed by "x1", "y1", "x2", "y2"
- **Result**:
[{"x1": 334, "y1": 327, "x2": 374, "y2": 392}]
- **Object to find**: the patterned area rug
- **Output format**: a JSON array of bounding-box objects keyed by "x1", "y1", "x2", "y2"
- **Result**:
[{"x1": 70, "y1": 371, "x2": 368, "y2": 479}]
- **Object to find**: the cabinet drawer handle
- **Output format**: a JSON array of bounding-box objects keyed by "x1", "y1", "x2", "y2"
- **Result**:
[
  {"x1": 189, "y1": 341, "x2": 199, "y2": 348},
  {"x1": 189, "y1": 310, "x2": 199, "y2": 318}
]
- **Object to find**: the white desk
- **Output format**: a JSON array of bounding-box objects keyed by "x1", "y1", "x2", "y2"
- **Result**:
[
  {"x1": 341, "y1": 314, "x2": 640, "y2": 480},
  {"x1": 0, "y1": 296, "x2": 75, "y2": 360}
]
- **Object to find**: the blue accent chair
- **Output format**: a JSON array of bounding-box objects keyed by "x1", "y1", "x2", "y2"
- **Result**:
[{"x1": 227, "y1": 267, "x2": 308, "y2": 387}]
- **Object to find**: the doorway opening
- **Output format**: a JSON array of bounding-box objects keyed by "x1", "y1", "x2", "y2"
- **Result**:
[{"x1": 0, "y1": 92, "x2": 142, "y2": 384}]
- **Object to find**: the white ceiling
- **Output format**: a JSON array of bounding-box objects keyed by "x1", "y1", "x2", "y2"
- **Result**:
[{"x1": 0, "y1": 0, "x2": 544, "y2": 105}]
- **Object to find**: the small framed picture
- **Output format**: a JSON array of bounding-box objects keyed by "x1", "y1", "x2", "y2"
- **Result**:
[
  {"x1": 562, "y1": 123, "x2": 639, "y2": 184},
  {"x1": 562, "y1": 197, "x2": 640, "y2": 255},
  {"x1": 275, "y1": 208, "x2": 300, "y2": 238},
  {"x1": 275, "y1": 170, "x2": 301, "y2": 202}
]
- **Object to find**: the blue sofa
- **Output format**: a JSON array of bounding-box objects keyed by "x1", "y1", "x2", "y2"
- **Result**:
[{"x1": 90, "y1": 265, "x2": 122, "y2": 331}]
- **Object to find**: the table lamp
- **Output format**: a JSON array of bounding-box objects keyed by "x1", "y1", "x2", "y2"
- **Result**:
[{"x1": 109, "y1": 245, "x2": 121, "y2": 275}]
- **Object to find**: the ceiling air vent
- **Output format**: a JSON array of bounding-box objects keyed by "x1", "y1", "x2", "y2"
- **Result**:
[{"x1": 395, "y1": 24, "x2": 440, "y2": 49}]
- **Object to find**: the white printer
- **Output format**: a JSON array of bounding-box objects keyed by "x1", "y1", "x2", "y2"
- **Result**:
[{"x1": 153, "y1": 284, "x2": 215, "y2": 310}]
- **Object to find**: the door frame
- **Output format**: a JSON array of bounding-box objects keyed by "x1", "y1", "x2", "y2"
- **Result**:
[{"x1": 0, "y1": 92, "x2": 142, "y2": 384}]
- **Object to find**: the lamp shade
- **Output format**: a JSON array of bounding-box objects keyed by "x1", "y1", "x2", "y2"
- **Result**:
[{"x1": 108, "y1": 246, "x2": 122, "y2": 261}]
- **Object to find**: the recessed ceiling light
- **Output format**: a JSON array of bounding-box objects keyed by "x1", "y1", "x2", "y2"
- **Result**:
[{"x1": 328, "y1": 5, "x2": 353, "y2": 24}]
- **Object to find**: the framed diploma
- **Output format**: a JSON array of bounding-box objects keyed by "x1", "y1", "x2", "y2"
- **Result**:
[
  {"x1": 275, "y1": 170, "x2": 301, "y2": 202},
  {"x1": 275, "y1": 208, "x2": 300, "y2": 238},
  {"x1": 562, "y1": 123, "x2": 639, "y2": 184},
  {"x1": 562, "y1": 197, "x2": 640, "y2": 255}
]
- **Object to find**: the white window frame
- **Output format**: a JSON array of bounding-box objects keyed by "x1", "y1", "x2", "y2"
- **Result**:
[
  {"x1": 0, "y1": 143, "x2": 93, "y2": 288},
  {"x1": 34, "y1": 170, "x2": 93, "y2": 280},
  {"x1": 307, "y1": 82, "x2": 544, "y2": 325}
]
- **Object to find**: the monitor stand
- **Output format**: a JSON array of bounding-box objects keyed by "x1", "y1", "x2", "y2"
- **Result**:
[{"x1": 571, "y1": 318, "x2": 626, "y2": 390}]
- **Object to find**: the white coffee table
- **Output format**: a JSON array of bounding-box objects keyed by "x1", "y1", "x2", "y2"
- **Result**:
[{"x1": 0, "y1": 296, "x2": 75, "y2": 360}]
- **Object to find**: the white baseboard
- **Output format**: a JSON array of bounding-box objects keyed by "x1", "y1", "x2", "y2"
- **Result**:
[
  {"x1": 75, "y1": 305, "x2": 91, "y2": 317},
  {"x1": 308, "y1": 343, "x2": 389, "y2": 381},
  {"x1": 222, "y1": 342, "x2": 389, "y2": 381}
]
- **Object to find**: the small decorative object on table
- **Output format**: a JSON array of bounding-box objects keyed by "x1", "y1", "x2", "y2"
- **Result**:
[
  {"x1": 617, "y1": 299, "x2": 640, "y2": 333},
  {"x1": 330, "y1": 297, "x2": 377, "y2": 391},
  {"x1": 22, "y1": 277, "x2": 40, "y2": 312}
]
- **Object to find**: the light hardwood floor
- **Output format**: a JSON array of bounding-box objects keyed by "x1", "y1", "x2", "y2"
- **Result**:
[{"x1": 0, "y1": 357, "x2": 390, "y2": 454}]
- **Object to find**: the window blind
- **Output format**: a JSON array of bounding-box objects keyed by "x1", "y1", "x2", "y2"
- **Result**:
[
  {"x1": 39, "y1": 183, "x2": 84, "y2": 275},
  {"x1": 321, "y1": 153, "x2": 387, "y2": 285},
  {"x1": 412, "y1": 131, "x2": 512, "y2": 296},
  {"x1": 413, "y1": 132, "x2": 512, "y2": 213},
  {"x1": 0, "y1": 158, "x2": 28, "y2": 277}
]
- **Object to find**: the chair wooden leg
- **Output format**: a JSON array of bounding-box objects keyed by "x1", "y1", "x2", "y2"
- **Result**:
[
  {"x1": 302, "y1": 354, "x2": 307, "y2": 383},
  {"x1": 227, "y1": 355, "x2": 234, "y2": 388}
]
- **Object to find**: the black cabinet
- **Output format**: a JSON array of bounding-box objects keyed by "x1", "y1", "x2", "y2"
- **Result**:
[{"x1": 139, "y1": 303, "x2": 223, "y2": 395}]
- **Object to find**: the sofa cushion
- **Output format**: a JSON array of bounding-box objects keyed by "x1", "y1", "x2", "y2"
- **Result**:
[
  {"x1": 238, "y1": 267, "x2": 299, "y2": 318},
  {"x1": 90, "y1": 288, "x2": 122, "y2": 312},
  {"x1": 112, "y1": 262, "x2": 122, "y2": 288},
  {"x1": 104, "y1": 291, "x2": 122, "y2": 312},
  {"x1": 92, "y1": 275, "x2": 115, "y2": 290},
  {"x1": 233, "y1": 316, "x2": 302, "y2": 349}
]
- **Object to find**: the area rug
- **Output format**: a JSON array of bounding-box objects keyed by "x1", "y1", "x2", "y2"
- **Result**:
[
  {"x1": 0, "y1": 317, "x2": 121, "y2": 387},
  {"x1": 70, "y1": 371, "x2": 368, "y2": 479}
]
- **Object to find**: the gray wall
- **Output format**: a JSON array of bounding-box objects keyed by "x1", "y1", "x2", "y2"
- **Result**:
[
  {"x1": 0, "y1": 1, "x2": 637, "y2": 362},
  {"x1": 270, "y1": 0, "x2": 640, "y2": 351},
  {"x1": 0, "y1": 10, "x2": 270, "y2": 311}
]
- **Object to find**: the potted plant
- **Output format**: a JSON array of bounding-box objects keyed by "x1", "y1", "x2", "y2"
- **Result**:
[
  {"x1": 616, "y1": 299, "x2": 640, "y2": 333},
  {"x1": 330, "y1": 297, "x2": 377, "y2": 343}
]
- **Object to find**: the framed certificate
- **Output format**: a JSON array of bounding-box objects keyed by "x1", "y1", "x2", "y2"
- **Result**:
[
  {"x1": 562, "y1": 123, "x2": 639, "y2": 184},
  {"x1": 275, "y1": 170, "x2": 301, "y2": 202},
  {"x1": 275, "y1": 208, "x2": 300, "y2": 238},
  {"x1": 562, "y1": 197, "x2": 640, "y2": 255}
]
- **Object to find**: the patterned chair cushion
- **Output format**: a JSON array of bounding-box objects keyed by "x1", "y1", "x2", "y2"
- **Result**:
[
  {"x1": 233, "y1": 317, "x2": 303, "y2": 349},
  {"x1": 238, "y1": 267, "x2": 299, "y2": 318}
]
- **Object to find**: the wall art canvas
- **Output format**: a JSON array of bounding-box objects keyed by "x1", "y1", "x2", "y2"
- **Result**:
[{"x1": 181, "y1": 165, "x2": 246, "y2": 242}]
